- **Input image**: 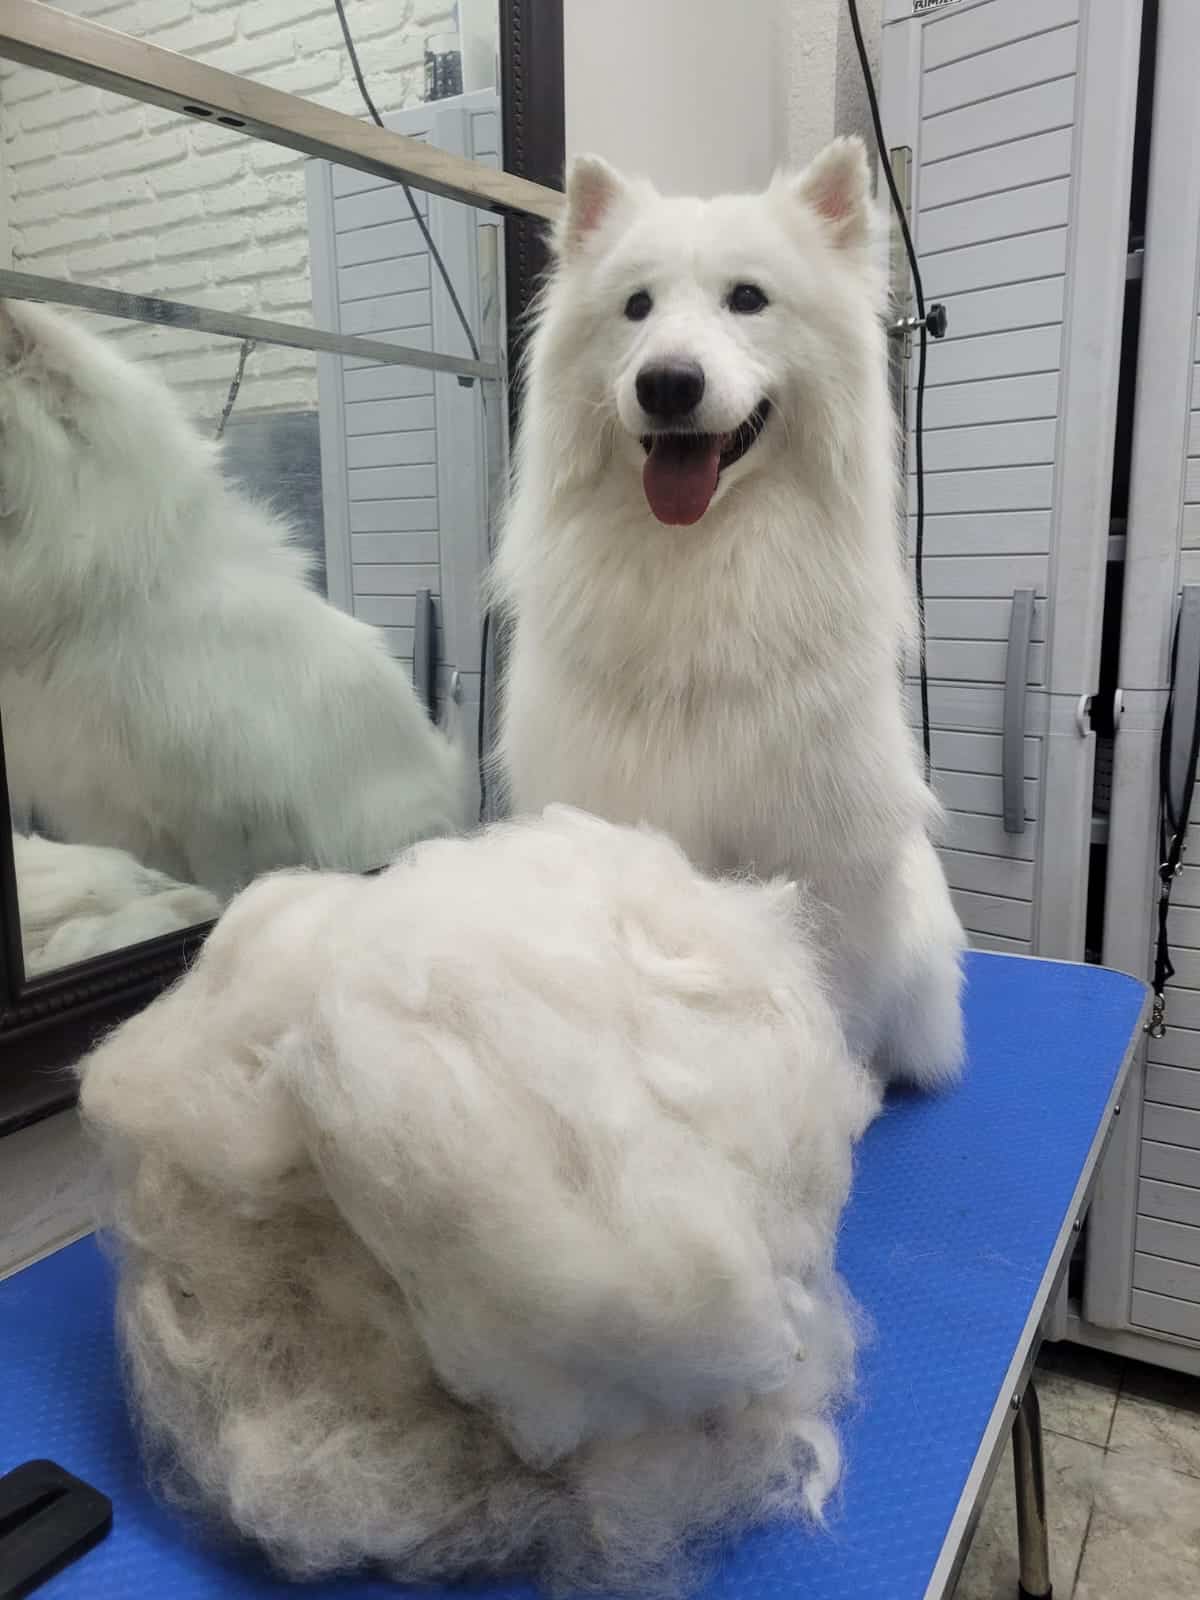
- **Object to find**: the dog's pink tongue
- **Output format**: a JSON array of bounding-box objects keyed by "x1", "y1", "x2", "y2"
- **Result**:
[{"x1": 642, "y1": 437, "x2": 721, "y2": 526}]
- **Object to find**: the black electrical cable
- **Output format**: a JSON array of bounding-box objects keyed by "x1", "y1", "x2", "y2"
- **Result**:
[
  {"x1": 219, "y1": 6, "x2": 487, "y2": 443},
  {"x1": 215, "y1": 337, "x2": 256, "y2": 438},
  {"x1": 845, "y1": 0, "x2": 932, "y2": 783},
  {"x1": 332, "y1": 0, "x2": 482, "y2": 367},
  {"x1": 1147, "y1": 610, "x2": 1200, "y2": 1037},
  {"x1": 333, "y1": 0, "x2": 495, "y2": 818}
]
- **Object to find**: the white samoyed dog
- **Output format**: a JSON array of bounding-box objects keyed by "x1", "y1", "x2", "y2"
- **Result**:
[
  {"x1": 0, "y1": 299, "x2": 468, "y2": 902},
  {"x1": 495, "y1": 138, "x2": 965, "y2": 1087}
]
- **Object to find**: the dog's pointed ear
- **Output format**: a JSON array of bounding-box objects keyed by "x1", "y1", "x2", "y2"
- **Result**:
[
  {"x1": 789, "y1": 137, "x2": 873, "y2": 249},
  {"x1": 558, "y1": 155, "x2": 631, "y2": 260}
]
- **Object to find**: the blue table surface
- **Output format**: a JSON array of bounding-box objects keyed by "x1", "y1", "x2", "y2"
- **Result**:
[{"x1": 0, "y1": 952, "x2": 1146, "y2": 1600}]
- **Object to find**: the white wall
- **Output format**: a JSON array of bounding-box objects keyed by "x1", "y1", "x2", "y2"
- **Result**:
[
  {"x1": 0, "y1": 0, "x2": 457, "y2": 422},
  {"x1": 564, "y1": 0, "x2": 883, "y2": 194},
  {"x1": 832, "y1": 0, "x2": 884, "y2": 162},
  {"x1": 563, "y1": 0, "x2": 780, "y2": 196},
  {"x1": 0, "y1": 1110, "x2": 99, "y2": 1280},
  {"x1": 782, "y1": 0, "x2": 883, "y2": 166}
]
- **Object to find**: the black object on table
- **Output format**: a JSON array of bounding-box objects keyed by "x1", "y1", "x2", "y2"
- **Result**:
[{"x1": 0, "y1": 1460, "x2": 111, "y2": 1600}]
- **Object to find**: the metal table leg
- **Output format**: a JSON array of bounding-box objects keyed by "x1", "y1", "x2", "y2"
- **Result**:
[{"x1": 1012, "y1": 1380, "x2": 1052, "y2": 1599}]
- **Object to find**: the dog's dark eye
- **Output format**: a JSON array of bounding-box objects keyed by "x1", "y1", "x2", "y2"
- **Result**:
[
  {"x1": 624, "y1": 290, "x2": 653, "y2": 322},
  {"x1": 728, "y1": 283, "x2": 768, "y2": 314}
]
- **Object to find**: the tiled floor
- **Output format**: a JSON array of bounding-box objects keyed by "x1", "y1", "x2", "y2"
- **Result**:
[{"x1": 953, "y1": 1344, "x2": 1200, "y2": 1599}]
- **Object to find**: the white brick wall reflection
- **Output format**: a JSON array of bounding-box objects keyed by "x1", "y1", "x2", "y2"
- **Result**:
[{"x1": 0, "y1": 0, "x2": 456, "y2": 422}]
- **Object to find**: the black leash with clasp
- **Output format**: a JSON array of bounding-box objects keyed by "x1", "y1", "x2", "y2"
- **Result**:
[{"x1": 1147, "y1": 588, "x2": 1200, "y2": 1037}]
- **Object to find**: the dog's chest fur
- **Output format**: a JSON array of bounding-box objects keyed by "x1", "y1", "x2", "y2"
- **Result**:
[{"x1": 500, "y1": 473, "x2": 928, "y2": 890}]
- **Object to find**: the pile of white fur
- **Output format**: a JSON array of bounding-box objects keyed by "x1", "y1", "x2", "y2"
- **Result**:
[{"x1": 80, "y1": 806, "x2": 878, "y2": 1593}]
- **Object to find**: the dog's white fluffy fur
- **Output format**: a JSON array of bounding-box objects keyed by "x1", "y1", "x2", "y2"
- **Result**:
[
  {"x1": 15, "y1": 830, "x2": 219, "y2": 975},
  {"x1": 495, "y1": 140, "x2": 965, "y2": 1085},
  {"x1": 79, "y1": 806, "x2": 878, "y2": 1593},
  {"x1": 0, "y1": 299, "x2": 468, "y2": 902}
]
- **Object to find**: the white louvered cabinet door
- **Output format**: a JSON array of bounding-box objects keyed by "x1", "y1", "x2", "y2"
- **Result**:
[
  {"x1": 882, "y1": 0, "x2": 1141, "y2": 962},
  {"x1": 1085, "y1": 0, "x2": 1200, "y2": 1358}
]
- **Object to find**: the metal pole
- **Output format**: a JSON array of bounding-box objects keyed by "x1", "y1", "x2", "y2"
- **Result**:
[{"x1": 1012, "y1": 1381, "x2": 1053, "y2": 1600}]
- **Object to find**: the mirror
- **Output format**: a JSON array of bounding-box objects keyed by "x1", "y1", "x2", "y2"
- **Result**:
[{"x1": 0, "y1": 35, "x2": 515, "y2": 982}]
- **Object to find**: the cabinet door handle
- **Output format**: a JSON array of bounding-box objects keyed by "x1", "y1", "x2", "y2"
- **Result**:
[
  {"x1": 412, "y1": 588, "x2": 438, "y2": 722},
  {"x1": 1003, "y1": 588, "x2": 1036, "y2": 834}
]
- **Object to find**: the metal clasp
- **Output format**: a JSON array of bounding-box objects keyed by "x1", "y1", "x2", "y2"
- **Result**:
[
  {"x1": 1146, "y1": 993, "x2": 1167, "y2": 1039},
  {"x1": 1160, "y1": 834, "x2": 1185, "y2": 878}
]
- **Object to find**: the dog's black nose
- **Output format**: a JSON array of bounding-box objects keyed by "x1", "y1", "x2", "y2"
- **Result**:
[{"x1": 635, "y1": 360, "x2": 705, "y2": 422}]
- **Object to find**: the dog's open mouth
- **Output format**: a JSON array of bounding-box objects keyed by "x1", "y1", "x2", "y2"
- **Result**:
[{"x1": 640, "y1": 401, "x2": 770, "y2": 526}]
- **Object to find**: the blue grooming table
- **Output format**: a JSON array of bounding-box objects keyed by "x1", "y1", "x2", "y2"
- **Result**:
[{"x1": 0, "y1": 951, "x2": 1146, "y2": 1600}]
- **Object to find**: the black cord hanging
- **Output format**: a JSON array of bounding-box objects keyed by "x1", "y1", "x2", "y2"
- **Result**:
[
  {"x1": 1147, "y1": 606, "x2": 1200, "y2": 1036},
  {"x1": 332, "y1": 0, "x2": 494, "y2": 814},
  {"x1": 215, "y1": 337, "x2": 256, "y2": 439},
  {"x1": 845, "y1": 0, "x2": 942, "y2": 785},
  {"x1": 332, "y1": 0, "x2": 482, "y2": 366}
]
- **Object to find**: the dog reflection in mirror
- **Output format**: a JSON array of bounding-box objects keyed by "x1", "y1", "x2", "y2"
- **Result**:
[{"x1": 0, "y1": 299, "x2": 469, "y2": 903}]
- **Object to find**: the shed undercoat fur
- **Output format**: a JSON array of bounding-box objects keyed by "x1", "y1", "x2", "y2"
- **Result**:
[{"x1": 79, "y1": 806, "x2": 879, "y2": 1593}]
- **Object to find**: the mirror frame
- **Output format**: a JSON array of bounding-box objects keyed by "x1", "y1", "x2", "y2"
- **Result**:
[{"x1": 0, "y1": 0, "x2": 564, "y2": 1135}]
